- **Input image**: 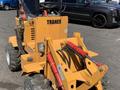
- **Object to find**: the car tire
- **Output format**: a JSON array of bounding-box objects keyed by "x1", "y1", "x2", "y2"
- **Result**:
[
  {"x1": 6, "y1": 43, "x2": 21, "y2": 72},
  {"x1": 92, "y1": 14, "x2": 107, "y2": 28},
  {"x1": 4, "y1": 4, "x2": 10, "y2": 10},
  {"x1": 24, "y1": 74, "x2": 53, "y2": 90}
]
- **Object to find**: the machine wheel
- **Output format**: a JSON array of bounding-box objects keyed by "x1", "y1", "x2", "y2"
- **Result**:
[
  {"x1": 24, "y1": 74, "x2": 53, "y2": 90},
  {"x1": 4, "y1": 4, "x2": 10, "y2": 10},
  {"x1": 92, "y1": 14, "x2": 107, "y2": 28},
  {"x1": 6, "y1": 43, "x2": 21, "y2": 72}
]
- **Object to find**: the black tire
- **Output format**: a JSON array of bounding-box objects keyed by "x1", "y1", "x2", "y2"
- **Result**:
[
  {"x1": 92, "y1": 14, "x2": 107, "y2": 28},
  {"x1": 4, "y1": 4, "x2": 10, "y2": 10},
  {"x1": 24, "y1": 74, "x2": 53, "y2": 90},
  {"x1": 6, "y1": 43, "x2": 21, "y2": 72}
]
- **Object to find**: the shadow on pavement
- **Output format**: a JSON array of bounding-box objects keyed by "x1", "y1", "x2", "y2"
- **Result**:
[
  {"x1": 69, "y1": 19, "x2": 91, "y2": 26},
  {"x1": 69, "y1": 19, "x2": 120, "y2": 29}
]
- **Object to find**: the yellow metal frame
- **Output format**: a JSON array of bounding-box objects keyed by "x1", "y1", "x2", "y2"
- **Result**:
[
  {"x1": 45, "y1": 32, "x2": 108, "y2": 90},
  {"x1": 8, "y1": 16, "x2": 108, "y2": 90}
]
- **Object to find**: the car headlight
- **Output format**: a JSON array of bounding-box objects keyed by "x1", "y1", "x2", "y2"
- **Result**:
[
  {"x1": 111, "y1": 9, "x2": 117, "y2": 16},
  {"x1": 109, "y1": 7, "x2": 117, "y2": 16},
  {"x1": 109, "y1": 7, "x2": 116, "y2": 11}
]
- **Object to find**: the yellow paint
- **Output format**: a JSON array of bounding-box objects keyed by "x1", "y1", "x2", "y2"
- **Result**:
[{"x1": 8, "y1": 15, "x2": 108, "y2": 90}]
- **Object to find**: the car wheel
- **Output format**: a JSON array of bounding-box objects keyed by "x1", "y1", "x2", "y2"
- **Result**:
[
  {"x1": 92, "y1": 14, "x2": 107, "y2": 28},
  {"x1": 24, "y1": 74, "x2": 53, "y2": 90},
  {"x1": 4, "y1": 4, "x2": 10, "y2": 10},
  {"x1": 6, "y1": 43, "x2": 21, "y2": 72}
]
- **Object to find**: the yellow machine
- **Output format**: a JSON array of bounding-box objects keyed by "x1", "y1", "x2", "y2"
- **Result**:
[{"x1": 6, "y1": 0, "x2": 108, "y2": 90}]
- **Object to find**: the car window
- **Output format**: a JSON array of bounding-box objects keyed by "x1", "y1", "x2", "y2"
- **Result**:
[
  {"x1": 45, "y1": 0, "x2": 58, "y2": 2},
  {"x1": 39, "y1": 0, "x2": 45, "y2": 3},
  {"x1": 63, "y1": 0, "x2": 77, "y2": 3},
  {"x1": 78, "y1": 0, "x2": 85, "y2": 4},
  {"x1": 91, "y1": 0, "x2": 106, "y2": 4}
]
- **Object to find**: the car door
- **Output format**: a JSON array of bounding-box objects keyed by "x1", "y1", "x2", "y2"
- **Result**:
[
  {"x1": 73, "y1": 0, "x2": 91, "y2": 21},
  {"x1": 62, "y1": 0, "x2": 91, "y2": 21},
  {"x1": 62, "y1": 0, "x2": 78, "y2": 18}
]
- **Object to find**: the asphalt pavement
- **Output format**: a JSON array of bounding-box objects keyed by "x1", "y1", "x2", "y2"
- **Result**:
[{"x1": 0, "y1": 10, "x2": 120, "y2": 90}]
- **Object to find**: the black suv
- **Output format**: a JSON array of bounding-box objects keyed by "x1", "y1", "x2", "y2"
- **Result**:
[
  {"x1": 56, "y1": 0, "x2": 120, "y2": 28},
  {"x1": 61, "y1": 0, "x2": 120, "y2": 28}
]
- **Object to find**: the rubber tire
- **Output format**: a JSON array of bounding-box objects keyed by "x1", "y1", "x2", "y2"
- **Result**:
[
  {"x1": 24, "y1": 74, "x2": 53, "y2": 90},
  {"x1": 92, "y1": 14, "x2": 107, "y2": 28},
  {"x1": 4, "y1": 4, "x2": 10, "y2": 10},
  {"x1": 6, "y1": 43, "x2": 21, "y2": 72}
]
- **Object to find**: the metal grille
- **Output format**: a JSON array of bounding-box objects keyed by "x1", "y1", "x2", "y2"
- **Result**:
[{"x1": 31, "y1": 28, "x2": 35, "y2": 40}]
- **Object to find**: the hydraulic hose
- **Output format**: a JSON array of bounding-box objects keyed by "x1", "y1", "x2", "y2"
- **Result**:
[{"x1": 47, "y1": 52, "x2": 64, "y2": 90}]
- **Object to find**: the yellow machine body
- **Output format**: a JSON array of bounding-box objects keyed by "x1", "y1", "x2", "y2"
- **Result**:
[
  {"x1": 8, "y1": 16, "x2": 108, "y2": 90},
  {"x1": 45, "y1": 34, "x2": 108, "y2": 90}
]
